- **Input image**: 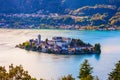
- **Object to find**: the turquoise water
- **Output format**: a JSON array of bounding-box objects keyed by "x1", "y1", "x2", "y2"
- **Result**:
[{"x1": 0, "y1": 29, "x2": 120, "y2": 80}]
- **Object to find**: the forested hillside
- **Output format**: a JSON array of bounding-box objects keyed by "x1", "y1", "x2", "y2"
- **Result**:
[{"x1": 0, "y1": 0, "x2": 120, "y2": 29}]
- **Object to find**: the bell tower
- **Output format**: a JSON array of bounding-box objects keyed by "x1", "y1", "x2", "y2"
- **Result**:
[{"x1": 38, "y1": 34, "x2": 41, "y2": 44}]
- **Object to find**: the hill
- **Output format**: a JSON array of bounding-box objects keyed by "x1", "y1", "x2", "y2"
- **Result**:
[
  {"x1": 0, "y1": 0, "x2": 120, "y2": 14},
  {"x1": 0, "y1": 0, "x2": 120, "y2": 29}
]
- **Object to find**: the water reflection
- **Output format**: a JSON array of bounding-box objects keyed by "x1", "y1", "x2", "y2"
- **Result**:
[{"x1": 94, "y1": 54, "x2": 101, "y2": 60}]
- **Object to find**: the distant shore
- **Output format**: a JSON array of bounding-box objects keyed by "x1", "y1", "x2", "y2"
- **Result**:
[{"x1": 0, "y1": 27, "x2": 120, "y2": 31}]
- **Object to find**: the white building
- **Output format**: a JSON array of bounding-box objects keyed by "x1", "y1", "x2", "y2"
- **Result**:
[
  {"x1": 52, "y1": 37, "x2": 62, "y2": 42},
  {"x1": 52, "y1": 37, "x2": 72, "y2": 44},
  {"x1": 62, "y1": 37, "x2": 72, "y2": 44},
  {"x1": 47, "y1": 40, "x2": 55, "y2": 45},
  {"x1": 55, "y1": 41, "x2": 67, "y2": 47}
]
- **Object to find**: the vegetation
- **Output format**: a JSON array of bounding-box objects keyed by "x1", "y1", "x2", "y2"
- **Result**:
[
  {"x1": 45, "y1": 38, "x2": 48, "y2": 44},
  {"x1": 78, "y1": 60, "x2": 94, "y2": 80},
  {"x1": 77, "y1": 39, "x2": 86, "y2": 46},
  {"x1": 108, "y1": 60, "x2": 120, "y2": 80},
  {"x1": 110, "y1": 12, "x2": 120, "y2": 26},
  {"x1": 94, "y1": 43, "x2": 101, "y2": 53},
  {"x1": 0, "y1": 64, "x2": 36, "y2": 80},
  {"x1": 0, "y1": 0, "x2": 120, "y2": 29},
  {"x1": 70, "y1": 38, "x2": 86, "y2": 47},
  {"x1": 61, "y1": 74, "x2": 75, "y2": 80},
  {"x1": 94, "y1": 76, "x2": 99, "y2": 80},
  {"x1": 17, "y1": 36, "x2": 100, "y2": 55},
  {"x1": 0, "y1": 60, "x2": 120, "y2": 80},
  {"x1": 0, "y1": 4, "x2": 120, "y2": 30}
]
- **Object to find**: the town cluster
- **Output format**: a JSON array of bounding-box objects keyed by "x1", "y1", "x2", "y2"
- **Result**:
[{"x1": 16, "y1": 35, "x2": 101, "y2": 54}]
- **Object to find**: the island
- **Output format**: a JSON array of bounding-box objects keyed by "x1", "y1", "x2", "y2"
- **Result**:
[{"x1": 16, "y1": 35, "x2": 101, "y2": 55}]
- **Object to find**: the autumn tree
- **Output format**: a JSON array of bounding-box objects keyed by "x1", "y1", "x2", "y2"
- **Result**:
[
  {"x1": 0, "y1": 66, "x2": 8, "y2": 80},
  {"x1": 0, "y1": 64, "x2": 36, "y2": 80}
]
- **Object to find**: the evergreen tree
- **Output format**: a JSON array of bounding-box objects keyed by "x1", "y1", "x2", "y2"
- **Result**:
[
  {"x1": 108, "y1": 60, "x2": 120, "y2": 80},
  {"x1": 94, "y1": 43, "x2": 101, "y2": 53},
  {"x1": 78, "y1": 60, "x2": 93, "y2": 80},
  {"x1": 61, "y1": 74, "x2": 75, "y2": 80},
  {"x1": 94, "y1": 76, "x2": 99, "y2": 80},
  {"x1": 45, "y1": 38, "x2": 48, "y2": 44}
]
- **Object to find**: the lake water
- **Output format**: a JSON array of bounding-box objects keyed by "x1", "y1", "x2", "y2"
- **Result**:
[{"x1": 0, "y1": 29, "x2": 120, "y2": 80}]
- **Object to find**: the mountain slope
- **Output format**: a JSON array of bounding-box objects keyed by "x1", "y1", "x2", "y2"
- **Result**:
[
  {"x1": 0, "y1": 0, "x2": 120, "y2": 29},
  {"x1": 0, "y1": 0, "x2": 120, "y2": 13}
]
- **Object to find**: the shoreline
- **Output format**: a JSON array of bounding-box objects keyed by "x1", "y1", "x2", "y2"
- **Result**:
[
  {"x1": 0, "y1": 28, "x2": 120, "y2": 31},
  {"x1": 16, "y1": 35, "x2": 101, "y2": 55}
]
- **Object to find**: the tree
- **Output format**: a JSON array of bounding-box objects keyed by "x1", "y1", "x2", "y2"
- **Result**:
[
  {"x1": 81, "y1": 75, "x2": 93, "y2": 80},
  {"x1": 0, "y1": 66, "x2": 8, "y2": 79},
  {"x1": 94, "y1": 76, "x2": 99, "y2": 80},
  {"x1": 32, "y1": 46, "x2": 37, "y2": 51},
  {"x1": 40, "y1": 78, "x2": 44, "y2": 80},
  {"x1": 48, "y1": 48, "x2": 53, "y2": 53},
  {"x1": 94, "y1": 43, "x2": 101, "y2": 53},
  {"x1": 108, "y1": 60, "x2": 120, "y2": 80},
  {"x1": 70, "y1": 38, "x2": 76, "y2": 46},
  {"x1": 78, "y1": 60, "x2": 93, "y2": 80},
  {"x1": 77, "y1": 39, "x2": 85, "y2": 46},
  {"x1": 45, "y1": 38, "x2": 48, "y2": 44},
  {"x1": 38, "y1": 46, "x2": 42, "y2": 52},
  {"x1": 61, "y1": 74, "x2": 75, "y2": 80},
  {"x1": 0, "y1": 64, "x2": 37, "y2": 80}
]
